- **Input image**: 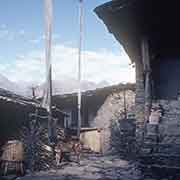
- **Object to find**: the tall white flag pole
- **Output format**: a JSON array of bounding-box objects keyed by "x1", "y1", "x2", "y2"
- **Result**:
[
  {"x1": 44, "y1": 0, "x2": 53, "y2": 143},
  {"x1": 77, "y1": 0, "x2": 83, "y2": 138}
]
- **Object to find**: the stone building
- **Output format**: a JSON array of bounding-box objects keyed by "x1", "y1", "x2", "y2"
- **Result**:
[
  {"x1": 95, "y1": 0, "x2": 180, "y2": 166},
  {"x1": 92, "y1": 89, "x2": 135, "y2": 154},
  {"x1": 0, "y1": 84, "x2": 135, "y2": 156},
  {"x1": 53, "y1": 84, "x2": 134, "y2": 128},
  {"x1": 53, "y1": 84, "x2": 135, "y2": 154}
]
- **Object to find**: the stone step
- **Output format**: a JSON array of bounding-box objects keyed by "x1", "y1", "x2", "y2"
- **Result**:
[
  {"x1": 143, "y1": 142, "x2": 180, "y2": 147},
  {"x1": 162, "y1": 112, "x2": 180, "y2": 116},
  {"x1": 140, "y1": 153, "x2": 180, "y2": 158},
  {"x1": 158, "y1": 124, "x2": 180, "y2": 136},
  {"x1": 161, "y1": 115, "x2": 180, "y2": 120},
  {"x1": 162, "y1": 115, "x2": 180, "y2": 119},
  {"x1": 142, "y1": 142, "x2": 180, "y2": 155},
  {"x1": 159, "y1": 134, "x2": 180, "y2": 138},
  {"x1": 139, "y1": 153, "x2": 180, "y2": 167},
  {"x1": 140, "y1": 163, "x2": 180, "y2": 175}
]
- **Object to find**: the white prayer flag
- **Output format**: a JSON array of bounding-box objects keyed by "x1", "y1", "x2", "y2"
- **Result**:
[{"x1": 42, "y1": 0, "x2": 53, "y2": 112}]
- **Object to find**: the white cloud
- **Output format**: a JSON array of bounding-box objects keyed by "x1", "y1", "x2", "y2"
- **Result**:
[
  {"x1": 0, "y1": 27, "x2": 26, "y2": 41},
  {"x1": 0, "y1": 29, "x2": 15, "y2": 41},
  {"x1": 1, "y1": 24, "x2": 7, "y2": 29},
  {"x1": 0, "y1": 43, "x2": 135, "y2": 85},
  {"x1": 29, "y1": 38, "x2": 41, "y2": 44},
  {"x1": 0, "y1": 25, "x2": 14, "y2": 40},
  {"x1": 0, "y1": 29, "x2": 9, "y2": 39},
  {"x1": 19, "y1": 29, "x2": 25, "y2": 36}
]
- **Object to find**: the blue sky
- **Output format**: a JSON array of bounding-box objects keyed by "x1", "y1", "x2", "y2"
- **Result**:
[{"x1": 0, "y1": 0, "x2": 135, "y2": 85}]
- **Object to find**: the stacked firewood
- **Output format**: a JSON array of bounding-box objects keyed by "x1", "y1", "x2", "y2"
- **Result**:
[{"x1": 20, "y1": 119, "x2": 65, "y2": 172}]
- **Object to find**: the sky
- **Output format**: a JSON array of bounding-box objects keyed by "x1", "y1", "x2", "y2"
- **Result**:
[{"x1": 0, "y1": 0, "x2": 135, "y2": 86}]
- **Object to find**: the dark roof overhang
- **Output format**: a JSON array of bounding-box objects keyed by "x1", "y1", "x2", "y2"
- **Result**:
[
  {"x1": 95, "y1": 0, "x2": 142, "y2": 62},
  {"x1": 95, "y1": 0, "x2": 180, "y2": 62}
]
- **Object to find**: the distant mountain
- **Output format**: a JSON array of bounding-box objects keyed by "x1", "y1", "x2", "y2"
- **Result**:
[
  {"x1": 0, "y1": 74, "x2": 25, "y2": 95},
  {"x1": 0, "y1": 74, "x2": 110, "y2": 97},
  {"x1": 34, "y1": 78, "x2": 110, "y2": 98}
]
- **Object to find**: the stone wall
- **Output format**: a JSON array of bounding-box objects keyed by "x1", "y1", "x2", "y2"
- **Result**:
[
  {"x1": 156, "y1": 100, "x2": 180, "y2": 154},
  {"x1": 91, "y1": 90, "x2": 135, "y2": 154},
  {"x1": 142, "y1": 99, "x2": 180, "y2": 166},
  {"x1": 134, "y1": 59, "x2": 180, "y2": 166}
]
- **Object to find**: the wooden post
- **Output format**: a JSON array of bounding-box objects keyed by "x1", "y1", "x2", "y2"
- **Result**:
[
  {"x1": 135, "y1": 58, "x2": 145, "y2": 149},
  {"x1": 141, "y1": 37, "x2": 152, "y2": 142},
  {"x1": 48, "y1": 65, "x2": 54, "y2": 143},
  {"x1": 123, "y1": 86, "x2": 127, "y2": 119}
]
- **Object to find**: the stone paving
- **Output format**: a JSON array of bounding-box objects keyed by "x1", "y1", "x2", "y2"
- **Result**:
[
  {"x1": 15, "y1": 154, "x2": 142, "y2": 180},
  {"x1": 3, "y1": 154, "x2": 180, "y2": 180}
]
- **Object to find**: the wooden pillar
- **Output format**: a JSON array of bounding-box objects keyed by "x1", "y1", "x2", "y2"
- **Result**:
[
  {"x1": 135, "y1": 57, "x2": 145, "y2": 147},
  {"x1": 141, "y1": 37, "x2": 152, "y2": 141},
  {"x1": 135, "y1": 37, "x2": 152, "y2": 150}
]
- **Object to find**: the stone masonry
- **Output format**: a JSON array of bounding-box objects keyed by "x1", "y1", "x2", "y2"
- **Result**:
[
  {"x1": 142, "y1": 99, "x2": 180, "y2": 167},
  {"x1": 91, "y1": 90, "x2": 135, "y2": 154}
]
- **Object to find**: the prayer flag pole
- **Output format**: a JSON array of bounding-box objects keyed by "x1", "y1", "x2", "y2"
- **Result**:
[
  {"x1": 44, "y1": 0, "x2": 54, "y2": 143},
  {"x1": 77, "y1": 0, "x2": 84, "y2": 139}
]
